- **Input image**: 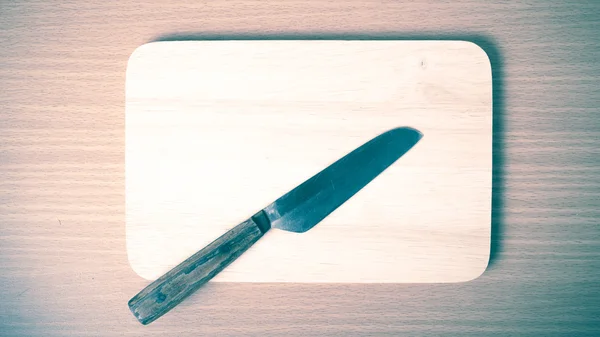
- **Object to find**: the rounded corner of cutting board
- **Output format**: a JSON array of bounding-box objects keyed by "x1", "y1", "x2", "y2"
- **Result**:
[
  {"x1": 127, "y1": 254, "x2": 158, "y2": 281},
  {"x1": 455, "y1": 40, "x2": 493, "y2": 72},
  {"x1": 458, "y1": 224, "x2": 492, "y2": 283},
  {"x1": 126, "y1": 42, "x2": 155, "y2": 67},
  {"x1": 125, "y1": 41, "x2": 181, "y2": 76},
  {"x1": 465, "y1": 254, "x2": 492, "y2": 283},
  {"x1": 125, "y1": 234, "x2": 159, "y2": 281}
]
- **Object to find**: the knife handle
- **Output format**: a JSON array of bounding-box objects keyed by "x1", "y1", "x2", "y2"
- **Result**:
[{"x1": 128, "y1": 211, "x2": 271, "y2": 325}]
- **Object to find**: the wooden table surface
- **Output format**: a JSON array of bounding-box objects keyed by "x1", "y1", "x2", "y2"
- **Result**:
[{"x1": 1, "y1": 1, "x2": 599, "y2": 336}]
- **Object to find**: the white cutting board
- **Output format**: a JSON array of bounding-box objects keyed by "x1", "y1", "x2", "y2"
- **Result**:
[{"x1": 125, "y1": 40, "x2": 492, "y2": 283}]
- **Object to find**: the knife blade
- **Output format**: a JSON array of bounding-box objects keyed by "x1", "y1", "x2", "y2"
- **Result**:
[{"x1": 128, "y1": 126, "x2": 422, "y2": 325}]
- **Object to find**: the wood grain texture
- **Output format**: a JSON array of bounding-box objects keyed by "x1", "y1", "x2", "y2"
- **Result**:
[
  {"x1": 1, "y1": 1, "x2": 600, "y2": 336},
  {"x1": 129, "y1": 216, "x2": 266, "y2": 325},
  {"x1": 125, "y1": 40, "x2": 492, "y2": 283}
]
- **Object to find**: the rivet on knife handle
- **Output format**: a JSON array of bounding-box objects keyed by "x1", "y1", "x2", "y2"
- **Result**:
[{"x1": 128, "y1": 210, "x2": 271, "y2": 325}]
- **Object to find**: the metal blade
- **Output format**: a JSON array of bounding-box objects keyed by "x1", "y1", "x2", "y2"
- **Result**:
[{"x1": 262, "y1": 127, "x2": 422, "y2": 233}]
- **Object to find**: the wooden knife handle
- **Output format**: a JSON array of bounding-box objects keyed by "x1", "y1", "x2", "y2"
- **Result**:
[{"x1": 128, "y1": 211, "x2": 270, "y2": 325}]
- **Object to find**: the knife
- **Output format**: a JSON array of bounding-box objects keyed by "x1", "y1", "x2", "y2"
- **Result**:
[{"x1": 128, "y1": 126, "x2": 423, "y2": 325}]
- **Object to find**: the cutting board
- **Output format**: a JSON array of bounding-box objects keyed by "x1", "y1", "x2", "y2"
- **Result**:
[{"x1": 125, "y1": 40, "x2": 492, "y2": 283}]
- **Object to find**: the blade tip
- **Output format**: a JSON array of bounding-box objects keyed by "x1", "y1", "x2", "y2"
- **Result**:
[{"x1": 390, "y1": 126, "x2": 423, "y2": 142}]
